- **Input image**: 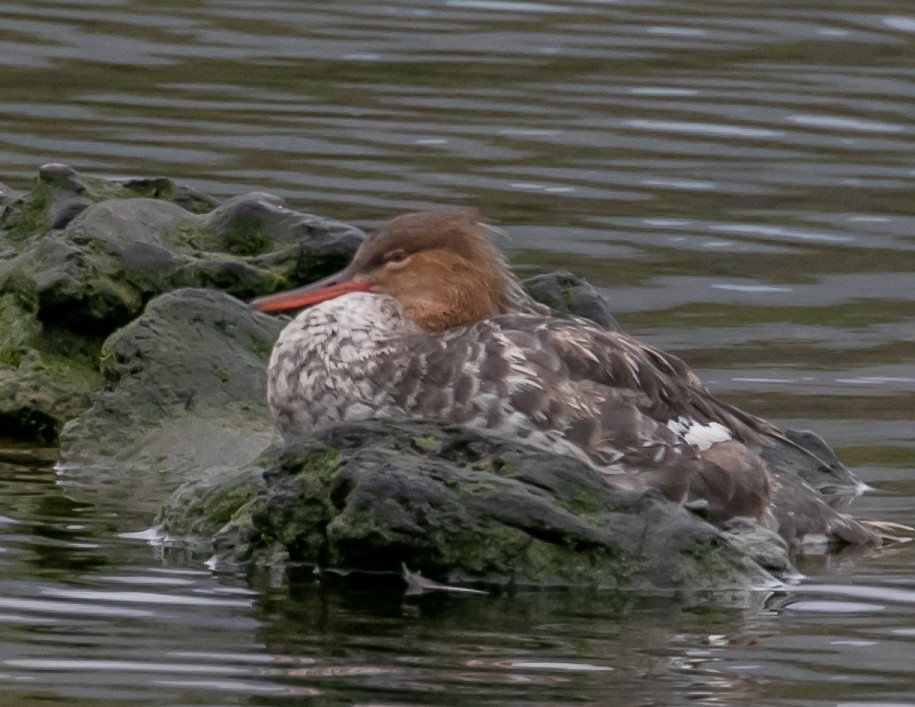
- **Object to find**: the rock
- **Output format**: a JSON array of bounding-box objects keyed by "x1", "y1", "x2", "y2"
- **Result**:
[
  {"x1": 0, "y1": 164, "x2": 363, "y2": 442},
  {"x1": 778, "y1": 428, "x2": 865, "y2": 495},
  {"x1": 58, "y1": 288, "x2": 283, "y2": 516},
  {"x1": 0, "y1": 280, "x2": 100, "y2": 442},
  {"x1": 159, "y1": 419, "x2": 783, "y2": 589},
  {"x1": 719, "y1": 517, "x2": 793, "y2": 574},
  {"x1": 522, "y1": 270, "x2": 620, "y2": 331},
  {"x1": 0, "y1": 162, "x2": 218, "y2": 241}
]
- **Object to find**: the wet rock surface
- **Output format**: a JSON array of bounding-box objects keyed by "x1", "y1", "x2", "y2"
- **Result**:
[
  {"x1": 522, "y1": 270, "x2": 621, "y2": 331},
  {"x1": 159, "y1": 419, "x2": 781, "y2": 589},
  {"x1": 0, "y1": 164, "x2": 361, "y2": 441}
]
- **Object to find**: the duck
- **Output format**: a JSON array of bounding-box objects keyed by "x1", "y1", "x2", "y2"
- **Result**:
[{"x1": 251, "y1": 209, "x2": 887, "y2": 548}]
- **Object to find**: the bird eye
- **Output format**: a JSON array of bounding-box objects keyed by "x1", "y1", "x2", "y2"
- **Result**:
[{"x1": 384, "y1": 249, "x2": 408, "y2": 264}]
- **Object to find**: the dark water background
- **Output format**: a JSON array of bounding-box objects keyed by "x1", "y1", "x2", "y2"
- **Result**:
[{"x1": 1, "y1": 1, "x2": 914, "y2": 704}]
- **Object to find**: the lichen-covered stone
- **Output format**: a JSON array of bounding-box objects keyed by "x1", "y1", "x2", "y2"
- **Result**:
[
  {"x1": 0, "y1": 277, "x2": 101, "y2": 441},
  {"x1": 159, "y1": 420, "x2": 783, "y2": 590},
  {"x1": 0, "y1": 162, "x2": 217, "y2": 241},
  {"x1": 522, "y1": 270, "x2": 620, "y2": 331},
  {"x1": 58, "y1": 288, "x2": 283, "y2": 516},
  {"x1": 0, "y1": 164, "x2": 362, "y2": 442}
]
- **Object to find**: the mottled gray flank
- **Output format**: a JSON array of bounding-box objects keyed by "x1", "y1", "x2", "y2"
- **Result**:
[{"x1": 268, "y1": 291, "x2": 880, "y2": 547}]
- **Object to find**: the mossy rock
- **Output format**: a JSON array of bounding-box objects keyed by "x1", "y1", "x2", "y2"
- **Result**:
[
  {"x1": 0, "y1": 164, "x2": 363, "y2": 443},
  {"x1": 160, "y1": 420, "x2": 784, "y2": 591}
]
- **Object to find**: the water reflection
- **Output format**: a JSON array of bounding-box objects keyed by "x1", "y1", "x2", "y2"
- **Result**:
[{"x1": 0, "y1": 453, "x2": 912, "y2": 703}]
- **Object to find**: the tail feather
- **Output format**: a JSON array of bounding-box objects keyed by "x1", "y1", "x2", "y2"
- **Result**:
[
  {"x1": 860, "y1": 519, "x2": 915, "y2": 546},
  {"x1": 770, "y1": 473, "x2": 883, "y2": 548}
]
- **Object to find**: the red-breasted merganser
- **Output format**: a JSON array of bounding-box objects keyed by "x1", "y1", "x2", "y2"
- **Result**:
[{"x1": 252, "y1": 209, "x2": 886, "y2": 547}]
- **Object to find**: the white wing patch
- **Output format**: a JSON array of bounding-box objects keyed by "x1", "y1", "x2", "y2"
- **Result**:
[{"x1": 667, "y1": 416, "x2": 732, "y2": 450}]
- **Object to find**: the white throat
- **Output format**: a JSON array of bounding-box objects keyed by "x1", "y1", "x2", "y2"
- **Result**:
[{"x1": 266, "y1": 292, "x2": 422, "y2": 440}]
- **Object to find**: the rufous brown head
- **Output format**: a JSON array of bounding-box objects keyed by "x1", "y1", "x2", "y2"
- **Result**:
[{"x1": 251, "y1": 209, "x2": 513, "y2": 331}]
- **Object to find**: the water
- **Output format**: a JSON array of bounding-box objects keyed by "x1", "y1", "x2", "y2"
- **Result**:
[{"x1": 1, "y1": 0, "x2": 914, "y2": 703}]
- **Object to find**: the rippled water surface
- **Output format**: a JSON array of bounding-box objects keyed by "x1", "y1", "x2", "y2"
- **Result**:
[{"x1": 1, "y1": 0, "x2": 915, "y2": 703}]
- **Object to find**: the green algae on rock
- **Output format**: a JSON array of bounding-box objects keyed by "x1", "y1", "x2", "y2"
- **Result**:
[
  {"x1": 57, "y1": 288, "x2": 284, "y2": 517},
  {"x1": 0, "y1": 164, "x2": 363, "y2": 442},
  {"x1": 159, "y1": 420, "x2": 784, "y2": 590},
  {"x1": 522, "y1": 270, "x2": 621, "y2": 331}
]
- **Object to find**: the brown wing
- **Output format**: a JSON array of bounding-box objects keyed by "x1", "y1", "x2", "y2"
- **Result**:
[
  {"x1": 493, "y1": 313, "x2": 879, "y2": 544},
  {"x1": 524, "y1": 315, "x2": 780, "y2": 441},
  {"x1": 377, "y1": 313, "x2": 772, "y2": 523},
  {"x1": 369, "y1": 311, "x2": 878, "y2": 543}
]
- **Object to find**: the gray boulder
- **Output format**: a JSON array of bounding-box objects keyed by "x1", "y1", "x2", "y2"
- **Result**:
[
  {"x1": 522, "y1": 270, "x2": 620, "y2": 331},
  {"x1": 0, "y1": 164, "x2": 362, "y2": 441},
  {"x1": 57, "y1": 288, "x2": 282, "y2": 516},
  {"x1": 160, "y1": 419, "x2": 783, "y2": 589}
]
